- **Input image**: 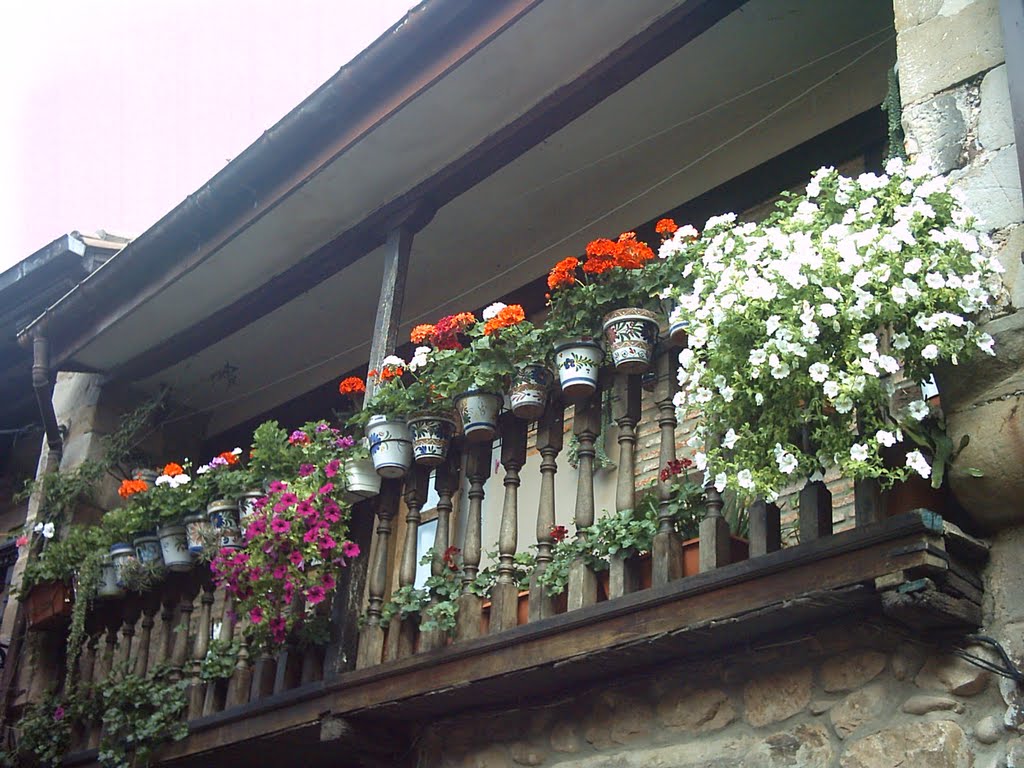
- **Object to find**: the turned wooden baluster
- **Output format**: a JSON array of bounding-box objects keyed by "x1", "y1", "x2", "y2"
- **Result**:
[
  {"x1": 273, "y1": 595, "x2": 305, "y2": 693},
  {"x1": 169, "y1": 580, "x2": 200, "y2": 683},
  {"x1": 419, "y1": 451, "x2": 461, "y2": 652},
  {"x1": 355, "y1": 478, "x2": 403, "y2": 668},
  {"x1": 491, "y1": 414, "x2": 528, "y2": 633},
  {"x1": 203, "y1": 594, "x2": 236, "y2": 715},
  {"x1": 114, "y1": 594, "x2": 142, "y2": 669},
  {"x1": 155, "y1": 582, "x2": 180, "y2": 668},
  {"x1": 133, "y1": 591, "x2": 162, "y2": 677},
  {"x1": 249, "y1": 648, "x2": 277, "y2": 702},
  {"x1": 608, "y1": 372, "x2": 642, "y2": 598},
  {"x1": 748, "y1": 498, "x2": 782, "y2": 557},
  {"x1": 188, "y1": 579, "x2": 216, "y2": 718},
  {"x1": 700, "y1": 434, "x2": 732, "y2": 572},
  {"x1": 653, "y1": 349, "x2": 684, "y2": 585},
  {"x1": 225, "y1": 628, "x2": 251, "y2": 709},
  {"x1": 300, "y1": 599, "x2": 329, "y2": 684},
  {"x1": 386, "y1": 466, "x2": 430, "y2": 659},
  {"x1": 529, "y1": 401, "x2": 564, "y2": 621},
  {"x1": 568, "y1": 387, "x2": 602, "y2": 611},
  {"x1": 799, "y1": 426, "x2": 833, "y2": 541},
  {"x1": 455, "y1": 442, "x2": 491, "y2": 642}
]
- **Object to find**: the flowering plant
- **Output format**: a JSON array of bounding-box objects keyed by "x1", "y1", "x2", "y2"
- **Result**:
[
  {"x1": 148, "y1": 460, "x2": 204, "y2": 525},
  {"x1": 545, "y1": 231, "x2": 658, "y2": 339},
  {"x1": 211, "y1": 461, "x2": 360, "y2": 648},
  {"x1": 417, "y1": 310, "x2": 517, "y2": 398},
  {"x1": 666, "y1": 159, "x2": 1007, "y2": 501},
  {"x1": 195, "y1": 447, "x2": 249, "y2": 501},
  {"x1": 348, "y1": 355, "x2": 450, "y2": 429}
]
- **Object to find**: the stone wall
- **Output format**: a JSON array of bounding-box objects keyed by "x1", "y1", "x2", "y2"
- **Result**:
[{"x1": 417, "y1": 621, "x2": 1019, "y2": 767}]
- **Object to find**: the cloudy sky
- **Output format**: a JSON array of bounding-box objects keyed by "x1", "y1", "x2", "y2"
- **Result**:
[{"x1": 0, "y1": 0, "x2": 415, "y2": 268}]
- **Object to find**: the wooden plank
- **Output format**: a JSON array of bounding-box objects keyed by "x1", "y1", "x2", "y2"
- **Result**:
[{"x1": 365, "y1": 225, "x2": 412, "y2": 400}]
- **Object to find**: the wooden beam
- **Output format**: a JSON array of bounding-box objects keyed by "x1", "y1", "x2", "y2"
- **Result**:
[
  {"x1": 365, "y1": 226, "x2": 413, "y2": 401},
  {"x1": 1000, "y1": 0, "x2": 1024, "y2": 199}
]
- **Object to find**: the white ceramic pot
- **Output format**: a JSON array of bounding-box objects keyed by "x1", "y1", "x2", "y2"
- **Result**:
[
  {"x1": 367, "y1": 416, "x2": 414, "y2": 478},
  {"x1": 157, "y1": 524, "x2": 193, "y2": 572},
  {"x1": 207, "y1": 499, "x2": 243, "y2": 550},
  {"x1": 407, "y1": 416, "x2": 456, "y2": 467},
  {"x1": 109, "y1": 543, "x2": 137, "y2": 590},
  {"x1": 184, "y1": 512, "x2": 212, "y2": 554},
  {"x1": 453, "y1": 391, "x2": 502, "y2": 443},
  {"x1": 343, "y1": 456, "x2": 381, "y2": 501},
  {"x1": 602, "y1": 308, "x2": 660, "y2": 374},
  {"x1": 553, "y1": 339, "x2": 604, "y2": 400},
  {"x1": 96, "y1": 555, "x2": 125, "y2": 599},
  {"x1": 237, "y1": 489, "x2": 264, "y2": 534},
  {"x1": 133, "y1": 533, "x2": 165, "y2": 571},
  {"x1": 509, "y1": 365, "x2": 553, "y2": 420}
]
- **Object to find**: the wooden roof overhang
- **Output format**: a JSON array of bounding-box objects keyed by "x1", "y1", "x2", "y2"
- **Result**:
[{"x1": 62, "y1": 511, "x2": 987, "y2": 767}]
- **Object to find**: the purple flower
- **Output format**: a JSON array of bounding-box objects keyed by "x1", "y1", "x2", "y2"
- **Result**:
[
  {"x1": 324, "y1": 459, "x2": 341, "y2": 478},
  {"x1": 289, "y1": 550, "x2": 304, "y2": 567},
  {"x1": 250, "y1": 606, "x2": 264, "y2": 624},
  {"x1": 210, "y1": 456, "x2": 229, "y2": 467},
  {"x1": 289, "y1": 430, "x2": 310, "y2": 445},
  {"x1": 318, "y1": 482, "x2": 334, "y2": 496},
  {"x1": 278, "y1": 492, "x2": 298, "y2": 507},
  {"x1": 53, "y1": 706, "x2": 65, "y2": 722},
  {"x1": 298, "y1": 463, "x2": 315, "y2": 478},
  {"x1": 270, "y1": 517, "x2": 291, "y2": 534},
  {"x1": 272, "y1": 565, "x2": 288, "y2": 579},
  {"x1": 268, "y1": 480, "x2": 288, "y2": 493},
  {"x1": 306, "y1": 585, "x2": 327, "y2": 605},
  {"x1": 334, "y1": 435, "x2": 356, "y2": 449},
  {"x1": 342, "y1": 541, "x2": 361, "y2": 558},
  {"x1": 315, "y1": 423, "x2": 329, "y2": 433}
]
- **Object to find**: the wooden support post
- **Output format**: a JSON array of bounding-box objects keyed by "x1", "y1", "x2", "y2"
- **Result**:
[
  {"x1": 365, "y1": 225, "x2": 413, "y2": 401},
  {"x1": 652, "y1": 348, "x2": 684, "y2": 586},
  {"x1": 455, "y1": 442, "x2": 491, "y2": 642},
  {"x1": 608, "y1": 372, "x2": 642, "y2": 599},
  {"x1": 568, "y1": 388, "x2": 602, "y2": 611},
  {"x1": 699, "y1": 451, "x2": 732, "y2": 572},
  {"x1": 203, "y1": 595, "x2": 235, "y2": 716},
  {"x1": 356, "y1": 479, "x2": 403, "y2": 668},
  {"x1": 224, "y1": 631, "x2": 251, "y2": 709},
  {"x1": 491, "y1": 415, "x2": 527, "y2": 633},
  {"x1": 249, "y1": 650, "x2": 277, "y2": 702},
  {"x1": 133, "y1": 592, "x2": 161, "y2": 678},
  {"x1": 529, "y1": 402, "x2": 564, "y2": 621},
  {"x1": 855, "y1": 477, "x2": 885, "y2": 527},
  {"x1": 747, "y1": 498, "x2": 782, "y2": 557},
  {"x1": 322, "y1": 498, "x2": 375, "y2": 679},
  {"x1": 799, "y1": 479, "x2": 834, "y2": 541},
  {"x1": 169, "y1": 580, "x2": 199, "y2": 683},
  {"x1": 188, "y1": 580, "x2": 216, "y2": 718},
  {"x1": 393, "y1": 466, "x2": 430, "y2": 658},
  {"x1": 419, "y1": 452, "x2": 460, "y2": 652}
]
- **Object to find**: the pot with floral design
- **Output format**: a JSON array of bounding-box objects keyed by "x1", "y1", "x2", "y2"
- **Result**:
[
  {"x1": 510, "y1": 364, "x2": 553, "y2": 420},
  {"x1": 157, "y1": 524, "x2": 193, "y2": 571},
  {"x1": 602, "y1": 308, "x2": 659, "y2": 373},
  {"x1": 208, "y1": 499, "x2": 243, "y2": 550},
  {"x1": 661, "y1": 297, "x2": 689, "y2": 347},
  {"x1": 133, "y1": 533, "x2": 165, "y2": 572},
  {"x1": 109, "y1": 543, "x2": 138, "y2": 590},
  {"x1": 453, "y1": 390, "x2": 503, "y2": 442},
  {"x1": 183, "y1": 512, "x2": 213, "y2": 555},
  {"x1": 367, "y1": 415, "x2": 414, "y2": 478},
  {"x1": 96, "y1": 554, "x2": 125, "y2": 599},
  {"x1": 407, "y1": 415, "x2": 456, "y2": 467},
  {"x1": 344, "y1": 455, "x2": 382, "y2": 501},
  {"x1": 237, "y1": 489, "x2": 264, "y2": 534},
  {"x1": 553, "y1": 339, "x2": 604, "y2": 400}
]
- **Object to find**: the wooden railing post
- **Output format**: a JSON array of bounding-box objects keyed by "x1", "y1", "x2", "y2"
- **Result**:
[
  {"x1": 854, "y1": 477, "x2": 884, "y2": 527},
  {"x1": 273, "y1": 596, "x2": 305, "y2": 693},
  {"x1": 700, "y1": 435, "x2": 732, "y2": 572},
  {"x1": 188, "y1": 579, "x2": 216, "y2": 718},
  {"x1": 455, "y1": 442, "x2": 491, "y2": 641},
  {"x1": 169, "y1": 580, "x2": 199, "y2": 683},
  {"x1": 419, "y1": 451, "x2": 460, "y2": 652},
  {"x1": 529, "y1": 401, "x2": 564, "y2": 621},
  {"x1": 568, "y1": 388, "x2": 602, "y2": 611},
  {"x1": 225, "y1": 629, "x2": 251, "y2": 709},
  {"x1": 203, "y1": 595, "x2": 235, "y2": 716},
  {"x1": 491, "y1": 415, "x2": 527, "y2": 633},
  {"x1": 608, "y1": 373, "x2": 641, "y2": 598},
  {"x1": 799, "y1": 429, "x2": 833, "y2": 540},
  {"x1": 388, "y1": 466, "x2": 430, "y2": 659},
  {"x1": 748, "y1": 498, "x2": 782, "y2": 557},
  {"x1": 653, "y1": 348, "x2": 684, "y2": 585},
  {"x1": 133, "y1": 592, "x2": 161, "y2": 678},
  {"x1": 115, "y1": 595, "x2": 142, "y2": 670},
  {"x1": 356, "y1": 478, "x2": 403, "y2": 668}
]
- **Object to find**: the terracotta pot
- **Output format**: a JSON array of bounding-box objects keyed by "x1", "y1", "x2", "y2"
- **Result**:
[
  {"x1": 510, "y1": 365, "x2": 553, "y2": 420},
  {"x1": 553, "y1": 339, "x2": 604, "y2": 401},
  {"x1": 407, "y1": 416, "x2": 456, "y2": 467},
  {"x1": 26, "y1": 581, "x2": 73, "y2": 631},
  {"x1": 602, "y1": 308, "x2": 660, "y2": 374},
  {"x1": 682, "y1": 535, "x2": 749, "y2": 576},
  {"x1": 480, "y1": 589, "x2": 532, "y2": 633},
  {"x1": 453, "y1": 391, "x2": 502, "y2": 443},
  {"x1": 367, "y1": 415, "x2": 414, "y2": 478}
]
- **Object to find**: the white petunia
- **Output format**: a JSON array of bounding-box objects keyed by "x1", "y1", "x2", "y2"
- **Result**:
[
  {"x1": 737, "y1": 469, "x2": 754, "y2": 489},
  {"x1": 819, "y1": 303, "x2": 837, "y2": 318},
  {"x1": 482, "y1": 302, "x2": 507, "y2": 321},
  {"x1": 875, "y1": 430, "x2": 897, "y2": 447},
  {"x1": 723, "y1": 429, "x2": 739, "y2": 449},
  {"x1": 381, "y1": 354, "x2": 406, "y2": 368},
  {"x1": 33, "y1": 523, "x2": 43, "y2": 534},
  {"x1": 907, "y1": 400, "x2": 930, "y2": 421},
  {"x1": 904, "y1": 257, "x2": 922, "y2": 275},
  {"x1": 858, "y1": 333, "x2": 878, "y2": 354},
  {"x1": 155, "y1": 475, "x2": 173, "y2": 486},
  {"x1": 925, "y1": 272, "x2": 945, "y2": 289},
  {"x1": 893, "y1": 333, "x2": 911, "y2": 350},
  {"x1": 42, "y1": 522, "x2": 55, "y2": 539},
  {"x1": 808, "y1": 362, "x2": 830, "y2": 383},
  {"x1": 921, "y1": 344, "x2": 939, "y2": 360},
  {"x1": 891, "y1": 286, "x2": 908, "y2": 305},
  {"x1": 714, "y1": 473, "x2": 728, "y2": 493},
  {"x1": 834, "y1": 395, "x2": 854, "y2": 413},
  {"x1": 823, "y1": 380, "x2": 840, "y2": 399},
  {"x1": 755, "y1": 393, "x2": 764, "y2": 406},
  {"x1": 777, "y1": 451, "x2": 798, "y2": 475},
  {"x1": 850, "y1": 443, "x2": 869, "y2": 462},
  {"x1": 694, "y1": 452, "x2": 708, "y2": 471},
  {"x1": 906, "y1": 449, "x2": 932, "y2": 479},
  {"x1": 877, "y1": 355, "x2": 901, "y2": 375},
  {"x1": 978, "y1": 333, "x2": 995, "y2": 355}
]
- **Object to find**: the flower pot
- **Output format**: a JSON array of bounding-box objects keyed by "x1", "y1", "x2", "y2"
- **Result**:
[
  {"x1": 133, "y1": 533, "x2": 165, "y2": 575},
  {"x1": 553, "y1": 339, "x2": 604, "y2": 400},
  {"x1": 25, "y1": 581, "x2": 73, "y2": 631},
  {"x1": 208, "y1": 499, "x2": 243, "y2": 550},
  {"x1": 97, "y1": 555, "x2": 125, "y2": 599},
  {"x1": 681, "y1": 535, "x2": 749, "y2": 576},
  {"x1": 602, "y1": 308, "x2": 659, "y2": 374},
  {"x1": 881, "y1": 444, "x2": 952, "y2": 518},
  {"x1": 367, "y1": 416, "x2": 414, "y2": 479},
  {"x1": 184, "y1": 513, "x2": 212, "y2": 554},
  {"x1": 453, "y1": 391, "x2": 503, "y2": 443},
  {"x1": 407, "y1": 416, "x2": 456, "y2": 467},
  {"x1": 510, "y1": 365, "x2": 553, "y2": 420},
  {"x1": 343, "y1": 457, "x2": 381, "y2": 501},
  {"x1": 237, "y1": 489, "x2": 264, "y2": 534},
  {"x1": 109, "y1": 542, "x2": 137, "y2": 589},
  {"x1": 157, "y1": 525, "x2": 193, "y2": 572}
]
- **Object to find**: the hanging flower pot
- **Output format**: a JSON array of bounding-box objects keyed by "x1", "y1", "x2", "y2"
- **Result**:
[
  {"x1": 344, "y1": 456, "x2": 382, "y2": 501},
  {"x1": 407, "y1": 415, "x2": 456, "y2": 467},
  {"x1": 553, "y1": 339, "x2": 604, "y2": 400},
  {"x1": 25, "y1": 581, "x2": 73, "y2": 631},
  {"x1": 133, "y1": 533, "x2": 165, "y2": 573},
  {"x1": 661, "y1": 297, "x2": 689, "y2": 347},
  {"x1": 237, "y1": 489, "x2": 264, "y2": 534},
  {"x1": 109, "y1": 542, "x2": 138, "y2": 589},
  {"x1": 367, "y1": 415, "x2": 414, "y2": 478},
  {"x1": 96, "y1": 555, "x2": 125, "y2": 599},
  {"x1": 183, "y1": 513, "x2": 212, "y2": 555},
  {"x1": 157, "y1": 524, "x2": 192, "y2": 572},
  {"x1": 510, "y1": 364, "x2": 553, "y2": 420},
  {"x1": 602, "y1": 308, "x2": 659, "y2": 374},
  {"x1": 207, "y1": 499, "x2": 243, "y2": 550},
  {"x1": 453, "y1": 391, "x2": 502, "y2": 443}
]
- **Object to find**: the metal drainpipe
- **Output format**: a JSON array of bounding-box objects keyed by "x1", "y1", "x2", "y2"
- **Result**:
[{"x1": 29, "y1": 328, "x2": 62, "y2": 459}]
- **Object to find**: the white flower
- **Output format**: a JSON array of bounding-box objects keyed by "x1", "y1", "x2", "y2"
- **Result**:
[
  {"x1": 877, "y1": 355, "x2": 901, "y2": 375},
  {"x1": 694, "y1": 452, "x2": 708, "y2": 471},
  {"x1": 906, "y1": 449, "x2": 932, "y2": 479},
  {"x1": 33, "y1": 523, "x2": 43, "y2": 534},
  {"x1": 679, "y1": 348, "x2": 695, "y2": 370},
  {"x1": 155, "y1": 474, "x2": 173, "y2": 486},
  {"x1": 408, "y1": 345, "x2": 432, "y2": 372},
  {"x1": 705, "y1": 212, "x2": 737, "y2": 230},
  {"x1": 381, "y1": 354, "x2": 406, "y2": 368},
  {"x1": 908, "y1": 400, "x2": 930, "y2": 421},
  {"x1": 749, "y1": 348, "x2": 767, "y2": 367},
  {"x1": 714, "y1": 472, "x2": 728, "y2": 493},
  {"x1": 823, "y1": 380, "x2": 840, "y2": 399},
  {"x1": 876, "y1": 430, "x2": 897, "y2": 447},
  {"x1": 978, "y1": 333, "x2": 995, "y2": 355},
  {"x1": 800, "y1": 321, "x2": 820, "y2": 341},
  {"x1": 885, "y1": 157, "x2": 905, "y2": 175},
  {"x1": 858, "y1": 197, "x2": 878, "y2": 216},
  {"x1": 925, "y1": 272, "x2": 946, "y2": 289},
  {"x1": 904, "y1": 257, "x2": 922, "y2": 275},
  {"x1": 808, "y1": 362, "x2": 830, "y2": 383},
  {"x1": 921, "y1": 344, "x2": 939, "y2": 360},
  {"x1": 737, "y1": 469, "x2": 754, "y2": 489},
  {"x1": 860, "y1": 358, "x2": 880, "y2": 378},
  {"x1": 891, "y1": 286, "x2": 908, "y2": 305},
  {"x1": 197, "y1": 465, "x2": 211, "y2": 475},
  {"x1": 721, "y1": 386, "x2": 735, "y2": 402},
  {"x1": 850, "y1": 443, "x2": 869, "y2": 462},
  {"x1": 858, "y1": 333, "x2": 878, "y2": 354},
  {"x1": 893, "y1": 333, "x2": 911, "y2": 350},
  {"x1": 723, "y1": 429, "x2": 739, "y2": 449},
  {"x1": 232, "y1": 447, "x2": 243, "y2": 455},
  {"x1": 42, "y1": 522, "x2": 55, "y2": 539},
  {"x1": 819, "y1": 303, "x2": 837, "y2": 318},
  {"x1": 777, "y1": 451, "x2": 798, "y2": 475},
  {"x1": 835, "y1": 395, "x2": 854, "y2": 413},
  {"x1": 766, "y1": 315, "x2": 781, "y2": 336},
  {"x1": 172, "y1": 474, "x2": 191, "y2": 488},
  {"x1": 482, "y1": 302, "x2": 507, "y2": 321}
]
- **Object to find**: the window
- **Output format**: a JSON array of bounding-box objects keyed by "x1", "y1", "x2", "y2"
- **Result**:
[{"x1": 413, "y1": 475, "x2": 442, "y2": 589}]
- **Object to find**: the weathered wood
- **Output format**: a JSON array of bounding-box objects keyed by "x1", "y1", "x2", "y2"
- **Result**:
[
  {"x1": 652, "y1": 349, "x2": 683, "y2": 586},
  {"x1": 133, "y1": 593, "x2": 161, "y2": 677},
  {"x1": 1000, "y1": 0, "x2": 1024, "y2": 197},
  {"x1": 395, "y1": 466, "x2": 430, "y2": 658},
  {"x1": 854, "y1": 477, "x2": 884, "y2": 527},
  {"x1": 203, "y1": 595, "x2": 236, "y2": 716},
  {"x1": 748, "y1": 498, "x2": 781, "y2": 558},
  {"x1": 799, "y1": 480, "x2": 833, "y2": 541},
  {"x1": 491, "y1": 415, "x2": 528, "y2": 633},
  {"x1": 365, "y1": 225, "x2": 412, "y2": 401},
  {"x1": 356, "y1": 479, "x2": 403, "y2": 668},
  {"x1": 568, "y1": 389, "x2": 602, "y2": 611},
  {"x1": 224, "y1": 632, "x2": 251, "y2": 709},
  {"x1": 699, "y1": 474, "x2": 731, "y2": 571},
  {"x1": 249, "y1": 651, "x2": 277, "y2": 702},
  {"x1": 529, "y1": 402, "x2": 564, "y2": 622},
  {"x1": 189, "y1": 581, "x2": 216, "y2": 718},
  {"x1": 880, "y1": 577, "x2": 983, "y2": 629},
  {"x1": 419, "y1": 453, "x2": 460, "y2": 652},
  {"x1": 608, "y1": 553, "x2": 639, "y2": 598},
  {"x1": 942, "y1": 520, "x2": 991, "y2": 562},
  {"x1": 455, "y1": 443, "x2": 491, "y2": 642},
  {"x1": 170, "y1": 581, "x2": 200, "y2": 683},
  {"x1": 612, "y1": 373, "x2": 641, "y2": 516},
  {"x1": 323, "y1": 498, "x2": 375, "y2": 678}
]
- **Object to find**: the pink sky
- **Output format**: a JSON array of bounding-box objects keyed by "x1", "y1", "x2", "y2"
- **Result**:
[{"x1": 0, "y1": 0, "x2": 415, "y2": 268}]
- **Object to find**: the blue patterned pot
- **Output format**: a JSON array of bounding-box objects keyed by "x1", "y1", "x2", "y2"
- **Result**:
[
  {"x1": 184, "y1": 512, "x2": 212, "y2": 555},
  {"x1": 109, "y1": 543, "x2": 137, "y2": 590},
  {"x1": 553, "y1": 339, "x2": 604, "y2": 401},
  {"x1": 208, "y1": 499, "x2": 243, "y2": 550},
  {"x1": 367, "y1": 415, "x2": 413, "y2": 478},
  {"x1": 453, "y1": 391, "x2": 502, "y2": 443},
  {"x1": 133, "y1": 533, "x2": 165, "y2": 571},
  {"x1": 510, "y1": 365, "x2": 553, "y2": 420},
  {"x1": 408, "y1": 416, "x2": 456, "y2": 467},
  {"x1": 97, "y1": 554, "x2": 125, "y2": 599},
  {"x1": 602, "y1": 308, "x2": 659, "y2": 374},
  {"x1": 157, "y1": 524, "x2": 193, "y2": 572}
]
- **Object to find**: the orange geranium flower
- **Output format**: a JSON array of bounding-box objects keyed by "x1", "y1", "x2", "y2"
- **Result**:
[
  {"x1": 218, "y1": 451, "x2": 239, "y2": 466},
  {"x1": 377, "y1": 365, "x2": 404, "y2": 382},
  {"x1": 410, "y1": 324, "x2": 434, "y2": 344},
  {"x1": 547, "y1": 257, "x2": 579, "y2": 290},
  {"x1": 655, "y1": 218, "x2": 678, "y2": 237},
  {"x1": 338, "y1": 376, "x2": 366, "y2": 396},
  {"x1": 431, "y1": 312, "x2": 476, "y2": 350},
  {"x1": 118, "y1": 478, "x2": 149, "y2": 498},
  {"x1": 614, "y1": 231, "x2": 655, "y2": 269},
  {"x1": 163, "y1": 462, "x2": 184, "y2": 477},
  {"x1": 483, "y1": 304, "x2": 526, "y2": 335}
]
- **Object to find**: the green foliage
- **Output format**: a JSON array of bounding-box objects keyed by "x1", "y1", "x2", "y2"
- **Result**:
[
  {"x1": 427, "y1": 331, "x2": 515, "y2": 401},
  {"x1": 199, "y1": 639, "x2": 240, "y2": 682},
  {"x1": 248, "y1": 420, "x2": 293, "y2": 485},
  {"x1": 8, "y1": 688, "x2": 78, "y2": 767}
]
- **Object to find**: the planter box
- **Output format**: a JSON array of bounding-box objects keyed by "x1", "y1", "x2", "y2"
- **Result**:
[{"x1": 26, "y1": 581, "x2": 73, "y2": 632}]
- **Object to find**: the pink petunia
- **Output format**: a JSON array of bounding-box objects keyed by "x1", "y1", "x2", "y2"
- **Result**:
[
  {"x1": 318, "y1": 482, "x2": 334, "y2": 496},
  {"x1": 272, "y1": 565, "x2": 288, "y2": 579},
  {"x1": 270, "y1": 517, "x2": 291, "y2": 534},
  {"x1": 324, "y1": 459, "x2": 341, "y2": 478},
  {"x1": 322, "y1": 573, "x2": 337, "y2": 591},
  {"x1": 15, "y1": 535, "x2": 28, "y2": 548},
  {"x1": 341, "y1": 541, "x2": 360, "y2": 558},
  {"x1": 250, "y1": 606, "x2": 264, "y2": 624},
  {"x1": 315, "y1": 423, "x2": 330, "y2": 433},
  {"x1": 306, "y1": 585, "x2": 327, "y2": 605},
  {"x1": 289, "y1": 550, "x2": 304, "y2": 567},
  {"x1": 268, "y1": 480, "x2": 288, "y2": 493},
  {"x1": 278, "y1": 492, "x2": 298, "y2": 507},
  {"x1": 298, "y1": 463, "x2": 315, "y2": 478},
  {"x1": 319, "y1": 535, "x2": 337, "y2": 552}
]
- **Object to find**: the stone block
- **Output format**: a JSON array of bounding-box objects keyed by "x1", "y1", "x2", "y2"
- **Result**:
[
  {"x1": 657, "y1": 687, "x2": 736, "y2": 732},
  {"x1": 916, "y1": 652, "x2": 991, "y2": 695},
  {"x1": 892, "y1": 644, "x2": 928, "y2": 681},
  {"x1": 743, "y1": 666, "x2": 812, "y2": 727},
  {"x1": 897, "y1": 0, "x2": 1005, "y2": 105},
  {"x1": 975, "y1": 714, "x2": 1005, "y2": 744},
  {"x1": 980, "y1": 65, "x2": 1016, "y2": 149},
  {"x1": 840, "y1": 721, "x2": 972, "y2": 768},
  {"x1": 986, "y1": 530, "x2": 1024, "y2": 626},
  {"x1": 509, "y1": 741, "x2": 546, "y2": 766},
  {"x1": 903, "y1": 93, "x2": 967, "y2": 175},
  {"x1": 462, "y1": 746, "x2": 512, "y2": 768},
  {"x1": 742, "y1": 724, "x2": 836, "y2": 768},
  {"x1": 951, "y1": 146, "x2": 1024, "y2": 231},
  {"x1": 830, "y1": 683, "x2": 888, "y2": 740},
  {"x1": 549, "y1": 721, "x2": 581, "y2": 754},
  {"x1": 542, "y1": 733, "x2": 754, "y2": 768},
  {"x1": 901, "y1": 694, "x2": 964, "y2": 715},
  {"x1": 821, "y1": 650, "x2": 888, "y2": 693},
  {"x1": 995, "y1": 226, "x2": 1024, "y2": 310},
  {"x1": 893, "y1": 0, "x2": 943, "y2": 32}
]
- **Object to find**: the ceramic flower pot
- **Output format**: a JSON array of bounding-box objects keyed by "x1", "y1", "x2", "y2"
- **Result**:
[
  {"x1": 96, "y1": 555, "x2": 125, "y2": 599},
  {"x1": 133, "y1": 533, "x2": 165, "y2": 573},
  {"x1": 367, "y1": 415, "x2": 414, "y2": 479},
  {"x1": 109, "y1": 543, "x2": 137, "y2": 589},
  {"x1": 207, "y1": 499, "x2": 243, "y2": 550},
  {"x1": 407, "y1": 416, "x2": 456, "y2": 467},
  {"x1": 553, "y1": 339, "x2": 604, "y2": 400},
  {"x1": 510, "y1": 364, "x2": 553, "y2": 420},
  {"x1": 344, "y1": 456, "x2": 382, "y2": 501},
  {"x1": 602, "y1": 308, "x2": 659, "y2": 374},
  {"x1": 183, "y1": 513, "x2": 212, "y2": 555},
  {"x1": 157, "y1": 524, "x2": 193, "y2": 572},
  {"x1": 237, "y1": 489, "x2": 264, "y2": 534},
  {"x1": 662, "y1": 297, "x2": 689, "y2": 347},
  {"x1": 453, "y1": 391, "x2": 503, "y2": 443}
]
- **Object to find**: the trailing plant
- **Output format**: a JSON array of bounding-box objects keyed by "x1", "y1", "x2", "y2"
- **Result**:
[
  {"x1": 199, "y1": 639, "x2": 241, "y2": 682},
  {"x1": 9, "y1": 687, "x2": 82, "y2": 767}
]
